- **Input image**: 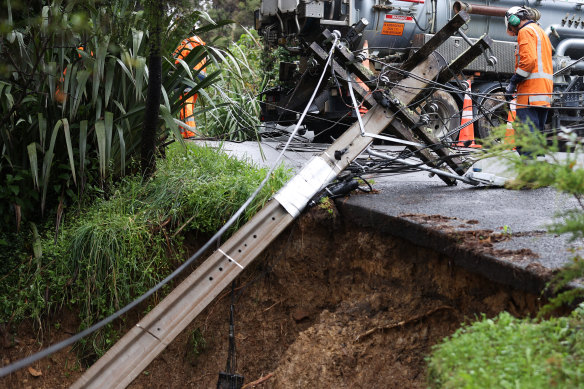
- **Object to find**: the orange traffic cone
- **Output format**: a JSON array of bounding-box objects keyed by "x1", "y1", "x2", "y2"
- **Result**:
[
  {"x1": 457, "y1": 80, "x2": 481, "y2": 148},
  {"x1": 504, "y1": 98, "x2": 516, "y2": 147}
]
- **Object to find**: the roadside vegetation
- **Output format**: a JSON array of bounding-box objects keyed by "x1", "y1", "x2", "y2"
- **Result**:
[
  {"x1": 428, "y1": 310, "x2": 584, "y2": 388},
  {"x1": 0, "y1": 142, "x2": 291, "y2": 357},
  {"x1": 0, "y1": 0, "x2": 222, "y2": 230},
  {"x1": 0, "y1": 0, "x2": 287, "y2": 360},
  {"x1": 198, "y1": 30, "x2": 265, "y2": 140},
  {"x1": 427, "y1": 124, "x2": 584, "y2": 388},
  {"x1": 5, "y1": 0, "x2": 584, "y2": 384}
]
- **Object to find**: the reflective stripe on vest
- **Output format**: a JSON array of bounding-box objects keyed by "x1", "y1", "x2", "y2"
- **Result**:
[
  {"x1": 515, "y1": 23, "x2": 553, "y2": 107},
  {"x1": 521, "y1": 24, "x2": 553, "y2": 81},
  {"x1": 527, "y1": 94, "x2": 552, "y2": 103}
]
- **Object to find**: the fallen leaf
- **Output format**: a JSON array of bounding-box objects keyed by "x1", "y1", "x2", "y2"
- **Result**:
[{"x1": 27, "y1": 367, "x2": 42, "y2": 377}]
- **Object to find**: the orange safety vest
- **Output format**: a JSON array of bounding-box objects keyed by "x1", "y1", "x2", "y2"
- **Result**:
[
  {"x1": 55, "y1": 47, "x2": 93, "y2": 103},
  {"x1": 514, "y1": 22, "x2": 553, "y2": 108},
  {"x1": 173, "y1": 36, "x2": 206, "y2": 138},
  {"x1": 174, "y1": 35, "x2": 207, "y2": 72}
]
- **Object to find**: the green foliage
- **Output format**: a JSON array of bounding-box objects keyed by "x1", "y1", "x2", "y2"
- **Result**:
[
  {"x1": 482, "y1": 123, "x2": 583, "y2": 194},
  {"x1": 196, "y1": 29, "x2": 296, "y2": 141},
  {"x1": 0, "y1": 1, "x2": 220, "y2": 230},
  {"x1": 0, "y1": 169, "x2": 37, "y2": 228},
  {"x1": 427, "y1": 309, "x2": 584, "y2": 388},
  {"x1": 203, "y1": 0, "x2": 260, "y2": 46},
  {"x1": 502, "y1": 224, "x2": 512, "y2": 235},
  {"x1": 263, "y1": 46, "x2": 300, "y2": 90},
  {"x1": 429, "y1": 120, "x2": 584, "y2": 388},
  {"x1": 0, "y1": 142, "x2": 291, "y2": 357},
  {"x1": 318, "y1": 197, "x2": 335, "y2": 216},
  {"x1": 481, "y1": 123, "x2": 584, "y2": 308},
  {"x1": 539, "y1": 256, "x2": 584, "y2": 317},
  {"x1": 201, "y1": 30, "x2": 265, "y2": 141},
  {"x1": 187, "y1": 327, "x2": 207, "y2": 362}
]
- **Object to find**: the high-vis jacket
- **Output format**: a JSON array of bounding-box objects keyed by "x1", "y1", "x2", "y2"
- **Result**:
[
  {"x1": 173, "y1": 36, "x2": 206, "y2": 138},
  {"x1": 514, "y1": 21, "x2": 553, "y2": 108},
  {"x1": 174, "y1": 35, "x2": 207, "y2": 74}
]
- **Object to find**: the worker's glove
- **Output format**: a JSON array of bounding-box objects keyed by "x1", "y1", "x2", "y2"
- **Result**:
[
  {"x1": 505, "y1": 73, "x2": 526, "y2": 102},
  {"x1": 504, "y1": 83, "x2": 516, "y2": 102}
]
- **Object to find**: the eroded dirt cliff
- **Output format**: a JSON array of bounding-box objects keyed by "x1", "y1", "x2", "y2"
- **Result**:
[{"x1": 2, "y1": 205, "x2": 541, "y2": 388}]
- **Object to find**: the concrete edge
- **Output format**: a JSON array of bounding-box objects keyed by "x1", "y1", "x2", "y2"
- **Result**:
[{"x1": 336, "y1": 201, "x2": 553, "y2": 295}]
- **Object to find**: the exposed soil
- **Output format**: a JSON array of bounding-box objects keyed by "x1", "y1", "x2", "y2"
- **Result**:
[
  {"x1": 398, "y1": 213, "x2": 544, "y2": 261},
  {"x1": 1, "y1": 205, "x2": 542, "y2": 388}
]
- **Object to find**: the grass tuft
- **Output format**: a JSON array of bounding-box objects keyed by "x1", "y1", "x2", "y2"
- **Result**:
[{"x1": 0, "y1": 142, "x2": 292, "y2": 358}]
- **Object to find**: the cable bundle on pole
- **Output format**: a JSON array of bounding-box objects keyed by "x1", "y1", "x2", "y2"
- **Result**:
[{"x1": 216, "y1": 281, "x2": 244, "y2": 389}]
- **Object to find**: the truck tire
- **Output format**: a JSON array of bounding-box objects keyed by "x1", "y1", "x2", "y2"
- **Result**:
[
  {"x1": 476, "y1": 92, "x2": 507, "y2": 139},
  {"x1": 419, "y1": 90, "x2": 460, "y2": 143},
  {"x1": 473, "y1": 83, "x2": 508, "y2": 140}
]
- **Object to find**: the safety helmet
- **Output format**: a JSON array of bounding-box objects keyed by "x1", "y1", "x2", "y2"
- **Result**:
[{"x1": 505, "y1": 6, "x2": 528, "y2": 30}]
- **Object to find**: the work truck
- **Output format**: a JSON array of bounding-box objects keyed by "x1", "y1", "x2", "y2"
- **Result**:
[{"x1": 256, "y1": 0, "x2": 584, "y2": 141}]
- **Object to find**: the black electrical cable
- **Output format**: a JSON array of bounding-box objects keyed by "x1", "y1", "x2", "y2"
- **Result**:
[
  {"x1": 354, "y1": 174, "x2": 373, "y2": 193},
  {"x1": 411, "y1": 14, "x2": 431, "y2": 32},
  {"x1": 372, "y1": 56, "x2": 584, "y2": 111}
]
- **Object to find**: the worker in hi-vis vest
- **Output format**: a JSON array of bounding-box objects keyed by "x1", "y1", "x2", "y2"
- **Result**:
[
  {"x1": 504, "y1": 6, "x2": 553, "y2": 144},
  {"x1": 173, "y1": 35, "x2": 207, "y2": 138},
  {"x1": 55, "y1": 46, "x2": 93, "y2": 103}
]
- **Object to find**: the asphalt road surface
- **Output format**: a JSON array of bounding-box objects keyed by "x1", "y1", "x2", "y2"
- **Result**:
[{"x1": 194, "y1": 139, "x2": 583, "y2": 293}]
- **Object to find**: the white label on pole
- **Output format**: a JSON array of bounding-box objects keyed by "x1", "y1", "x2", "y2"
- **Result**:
[{"x1": 274, "y1": 156, "x2": 337, "y2": 217}]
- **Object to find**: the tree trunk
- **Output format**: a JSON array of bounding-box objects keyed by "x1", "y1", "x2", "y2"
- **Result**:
[{"x1": 141, "y1": 0, "x2": 163, "y2": 178}]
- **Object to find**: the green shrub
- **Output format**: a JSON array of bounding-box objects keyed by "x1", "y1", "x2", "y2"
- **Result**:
[
  {"x1": 482, "y1": 123, "x2": 584, "y2": 308},
  {"x1": 428, "y1": 123, "x2": 584, "y2": 388},
  {"x1": 427, "y1": 309, "x2": 584, "y2": 388},
  {"x1": 0, "y1": 142, "x2": 292, "y2": 357},
  {"x1": 0, "y1": 1, "x2": 220, "y2": 230},
  {"x1": 201, "y1": 30, "x2": 266, "y2": 141}
]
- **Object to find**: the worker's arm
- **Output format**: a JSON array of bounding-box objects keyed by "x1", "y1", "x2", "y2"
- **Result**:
[
  {"x1": 505, "y1": 27, "x2": 536, "y2": 101},
  {"x1": 504, "y1": 73, "x2": 526, "y2": 101},
  {"x1": 515, "y1": 28, "x2": 537, "y2": 78}
]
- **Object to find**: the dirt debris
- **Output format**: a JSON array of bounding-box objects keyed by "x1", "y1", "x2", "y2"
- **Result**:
[
  {"x1": 1, "y1": 206, "x2": 543, "y2": 388},
  {"x1": 398, "y1": 213, "x2": 541, "y2": 261},
  {"x1": 128, "y1": 206, "x2": 541, "y2": 388}
]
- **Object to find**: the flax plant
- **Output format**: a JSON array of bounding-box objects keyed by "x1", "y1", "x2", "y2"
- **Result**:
[
  {"x1": 0, "y1": 0, "x2": 221, "y2": 230},
  {"x1": 200, "y1": 29, "x2": 266, "y2": 141}
]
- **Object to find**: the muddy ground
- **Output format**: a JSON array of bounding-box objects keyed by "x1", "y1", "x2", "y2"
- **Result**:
[{"x1": 1, "y1": 205, "x2": 542, "y2": 388}]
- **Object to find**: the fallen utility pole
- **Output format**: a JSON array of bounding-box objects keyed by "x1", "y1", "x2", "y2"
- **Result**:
[{"x1": 73, "y1": 12, "x2": 489, "y2": 388}]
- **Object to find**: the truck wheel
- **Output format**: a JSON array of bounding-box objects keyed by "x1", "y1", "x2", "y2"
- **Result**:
[
  {"x1": 420, "y1": 90, "x2": 460, "y2": 143},
  {"x1": 476, "y1": 91, "x2": 507, "y2": 139}
]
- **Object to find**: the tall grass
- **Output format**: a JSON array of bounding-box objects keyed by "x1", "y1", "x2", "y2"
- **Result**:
[
  {"x1": 0, "y1": 142, "x2": 292, "y2": 357},
  {"x1": 200, "y1": 30, "x2": 267, "y2": 140}
]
